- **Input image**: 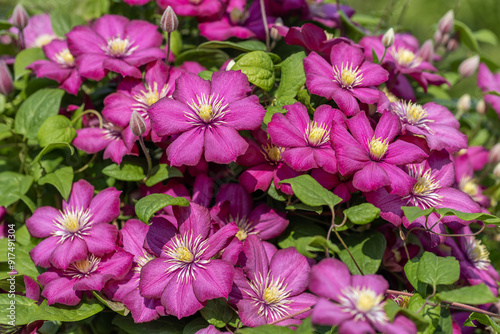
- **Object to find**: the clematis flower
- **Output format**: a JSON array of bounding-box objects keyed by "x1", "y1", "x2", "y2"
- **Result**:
[
  {"x1": 103, "y1": 61, "x2": 182, "y2": 139},
  {"x1": 27, "y1": 39, "x2": 83, "y2": 95},
  {"x1": 268, "y1": 102, "x2": 344, "y2": 174},
  {"x1": 365, "y1": 150, "x2": 481, "y2": 246},
  {"x1": 237, "y1": 129, "x2": 300, "y2": 195},
  {"x1": 26, "y1": 180, "x2": 121, "y2": 270},
  {"x1": 309, "y1": 258, "x2": 416, "y2": 334},
  {"x1": 453, "y1": 151, "x2": 490, "y2": 208},
  {"x1": 104, "y1": 220, "x2": 165, "y2": 322},
  {"x1": 304, "y1": 42, "x2": 389, "y2": 116},
  {"x1": 230, "y1": 235, "x2": 316, "y2": 326},
  {"x1": 148, "y1": 70, "x2": 266, "y2": 166},
  {"x1": 211, "y1": 183, "x2": 289, "y2": 264},
  {"x1": 389, "y1": 101, "x2": 467, "y2": 153},
  {"x1": 477, "y1": 63, "x2": 500, "y2": 116},
  {"x1": 332, "y1": 111, "x2": 427, "y2": 196},
  {"x1": 139, "y1": 204, "x2": 238, "y2": 319},
  {"x1": 157, "y1": 0, "x2": 223, "y2": 18},
  {"x1": 38, "y1": 251, "x2": 133, "y2": 306},
  {"x1": 10, "y1": 13, "x2": 57, "y2": 49},
  {"x1": 67, "y1": 14, "x2": 165, "y2": 81},
  {"x1": 73, "y1": 117, "x2": 138, "y2": 164}
]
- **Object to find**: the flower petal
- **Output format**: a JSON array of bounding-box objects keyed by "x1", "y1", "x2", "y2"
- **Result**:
[
  {"x1": 166, "y1": 127, "x2": 205, "y2": 166},
  {"x1": 162, "y1": 279, "x2": 204, "y2": 319},
  {"x1": 192, "y1": 260, "x2": 234, "y2": 302},
  {"x1": 139, "y1": 258, "x2": 173, "y2": 298},
  {"x1": 26, "y1": 206, "x2": 60, "y2": 238},
  {"x1": 269, "y1": 247, "x2": 310, "y2": 296},
  {"x1": 49, "y1": 238, "x2": 89, "y2": 270},
  {"x1": 84, "y1": 223, "x2": 118, "y2": 256},
  {"x1": 352, "y1": 162, "x2": 390, "y2": 193},
  {"x1": 203, "y1": 126, "x2": 248, "y2": 164}
]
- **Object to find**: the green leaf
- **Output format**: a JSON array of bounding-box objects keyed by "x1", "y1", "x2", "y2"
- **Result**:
[
  {"x1": 198, "y1": 40, "x2": 266, "y2": 52},
  {"x1": 338, "y1": 10, "x2": 366, "y2": 40},
  {"x1": 232, "y1": 51, "x2": 275, "y2": 91},
  {"x1": 14, "y1": 48, "x2": 45, "y2": 80},
  {"x1": 280, "y1": 175, "x2": 342, "y2": 209},
  {"x1": 384, "y1": 299, "x2": 402, "y2": 321},
  {"x1": 1, "y1": 295, "x2": 104, "y2": 325},
  {"x1": 145, "y1": 164, "x2": 183, "y2": 187},
  {"x1": 37, "y1": 115, "x2": 77, "y2": 147},
  {"x1": 170, "y1": 30, "x2": 183, "y2": 56},
  {"x1": 50, "y1": 10, "x2": 86, "y2": 37},
  {"x1": 32, "y1": 142, "x2": 74, "y2": 165},
  {"x1": 275, "y1": 52, "x2": 306, "y2": 99},
  {"x1": 473, "y1": 29, "x2": 498, "y2": 45},
  {"x1": 183, "y1": 318, "x2": 210, "y2": 334},
  {"x1": 0, "y1": 20, "x2": 12, "y2": 29},
  {"x1": 407, "y1": 294, "x2": 438, "y2": 334},
  {"x1": 14, "y1": 88, "x2": 65, "y2": 141},
  {"x1": 464, "y1": 312, "x2": 500, "y2": 332},
  {"x1": 200, "y1": 299, "x2": 237, "y2": 328},
  {"x1": 92, "y1": 291, "x2": 129, "y2": 316},
  {"x1": 343, "y1": 203, "x2": 380, "y2": 225},
  {"x1": 135, "y1": 194, "x2": 190, "y2": 224},
  {"x1": 435, "y1": 208, "x2": 500, "y2": 224},
  {"x1": 264, "y1": 97, "x2": 297, "y2": 124},
  {"x1": 295, "y1": 317, "x2": 314, "y2": 334},
  {"x1": 285, "y1": 203, "x2": 323, "y2": 214},
  {"x1": 102, "y1": 162, "x2": 145, "y2": 182},
  {"x1": 454, "y1": 20, "x2": 480, "y2": 52},
  {"x1": 417, "y1": 252, "x2": 460, "y2": 288},
  {"x1": 338, "y1": 231, "x2": 386, "y2": 275},
  {"x1": 112, "y1": 314, "x2": 185, "y2": 334},
  {"x1": 401, "y1": 206, "x2": 434, "y2": 223},
  {"x1": 267, "y1": 182, "x2": 287, "y2": 202},
  {"x1": 174, "y1": 48, "x2": 229, "y2": 69},
  {"x1": 236, "y1": 325, "x2": 294, "y2": 334},
  {"x1": 436, "y1": 284, "x2": 497, "y2": 305},
  {"x1": 38, "y1": 166, "x2": 74, "y2": 200},
  {"x1": 0, "y1": 172, "x2": 33, "y2": 207},
  {"x1": 198, "y1": 70, "x2": 213, "y2": 80},
  {"x1": 404, "y1": 259, "x2": 428, "y2": 295}
]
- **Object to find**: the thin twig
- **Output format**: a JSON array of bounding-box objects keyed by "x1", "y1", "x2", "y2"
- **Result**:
[
  {"x1": 268, "y1": 306, "x2": 313, "y2": 325},
  {"x1": 260, "y1": 0, "x2": 270, "y2": 51}
]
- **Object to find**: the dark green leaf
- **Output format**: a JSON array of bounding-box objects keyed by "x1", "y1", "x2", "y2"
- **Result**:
[
  {"x1": 37, "y1": 115, "x2": 77, "y2": 147},
  {"x1": 435, "y1": 208, "x2": 500, "y2": 224},
  {"x1": 280, "y1": 175, "x2": 342, "y2": 209},
  {"x1": 267, "y1": 182, "x2": 287, "y2": 202},
  {"x1": 198, "y1": 40, "x2": 266, "y2": 52},
  {"x1": 232, "y1": 51, "x2": 275, "y2": 91},
  {"x1": 183, "y1": 318, "x2": 209, "y2": 334},
  {"x1": 145, "y1": 164, "x2": 183, "y2": 187},
  {"x1": 112, "y1": 314, "x2": 184, "y2": 334},
  {"x1": 236, "y1": 325, "x2": 294, "y2": 334},
  {"x1": 92, "y1": 291, "x2": 129, "y2": 316},
  {"x1": 0, "y1": 172, "x2": 33, "y2": 207},
  {"x1": 14, "y1": 48, "x2": 45, "y2": 80},
  {"x1": 343, "y1": 203, "x2": 380, "y2": 225},
  {"x1": 454, "y1": 20, "x2": 480, "y2": 52},
  {"x1": 14, "y1": 89, "x2": 65, "y2": 141},
  {"x1": 464, "y1": 312, "x2": 500, "y2": 332},
  {"x1": 338, "y1": 231, "x2": 386, "y2": 275},
  {"x1": 200, "y1": 299, "x2": 237, "y2": 328},
  {"x1": 32, "y1": 142, "x2": 74, "y2": 165},
  {"x1": 417, "y1": 252, "x2": 459, "y2": 288},
  {"x1": 0, "y1": 20, "x2": 12, "y2": 29},
  {"x1": 384, "y1": 299, "x2": 401, "y2": 321},
  {"x1": 295, "y1": 317, "x2": 314, "y2": 334},
  {"x1": 135, "y1": 194, "x2": 190, "y2": 224},
  {"x1": 174, "y1": 48, "x2": 229, "y2": 69},
  {"x1": 404, "y1": 258, "x2": 428, "y2": 295},
  {"x1": 407, "y1": 294, "x2": 438, "y2": 334},
  {"x1": 102, "y1": 162, "x2": 145, "y2": 182},
  {"x1": 38, "y1": 166, "x2": 74, "y2": 200},
  {"x1": 275, "y1": 52, "x2": 306, "y2": 99},
  {"x1": 436, "y1": 284, "x2": 497, "y2": 305}
]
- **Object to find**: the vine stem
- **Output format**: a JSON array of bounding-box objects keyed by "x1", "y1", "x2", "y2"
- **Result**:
[
  {"x1": 260, "y1": 0, "x2": 270, "y2": 51},
  {"x1": 138, "y1": 136, "x2": 152, "y2": 179},
  {"x1": 268, "y1": 306, "x2": 313, "y2": 325},
  {"x1": 165, "y1": 32, "x2": 172, "y2": 67},
  {"x1": 386, "y1": 290, "x2": 500, "y2": 319},
  {"x1": 325, "y1": 210, "x2": 347, "y2": 258}
]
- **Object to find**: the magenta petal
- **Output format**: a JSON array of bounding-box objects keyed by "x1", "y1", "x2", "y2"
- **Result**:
[
  {"x1": 124, "y1": 20, "x2": 162, "y2": 50},
  {"x1": 173, "y1": 73, "x2": 211, "y2": 104},
  {"x1": 192, "y1": 174, "x2": 214, "y2": 207},
  {"x1": 175, "y1": 203, "x2": 211, "y2": 239},
  {"x1": 236, "y1": 298, "x2": 267, "y2": 327},
  {"x1": 311, "y1": 298, "x2": 352, "y2": 326},
  {"x1": 75, "y1": 252, "x2": 133, "y2": 291},
  {"x1": 242, "y1": 235, "x2": 269, "y2": 281},
  {"x1": 332, "y1": 89, "x2": 360, "y2": 116},
  {"x1": 123, "y1": 290, "x2": 161, "y2": 323},
  {"x1": 339, "y1": 319, "x2": 375, "y2": 334},
  {"x1": 192, "y1": 260, "x2": 234, "y2": 302},
  {"x1": 358, "y1": 61, "x2": 389, "y2": 86},
  {"x1": 352, "y1": 162, "x2": 390, "y2": 193},
  {"x1": 303, "y1": 52, "x2": 337, "y2": 99},
  {"x1": 93, "y1": 15, "x2": 129, "y2": 40},
  {"x1": 282, "y1": 147, "x2": 318, "y2": 171},
  {"x1": 351, "y1": 87, "x2": 382, "y2": 104},
  {"x1": 332, "y1": 125, "x2": 369, "y2": 175},
  {"x1": 84, "y1": 224, "x2": 118, "y2": 256},
  {"x1": 313, "y1": 148, "x2": 338, "y2": 174},
  {"x1": 103, "y1": 93, "x2": 137, "y2": 127},
  {"x1": 50, "y1": 238, "x2": 89, "y2": 270},
  {"x1": 204, "y1": 126, "x2": 249, "y2": 164},
  {"x1": 167, "y1": 127, "x2": 205, "y2": 166},
  {"x1": 249, "y1": 204, "x2": 288, "y2": 240},
  {"x1": 351, "y1": 274, "x2": 388, "y2": 296},
  {"x1": 67, "y1": 26, "x2": 105, "y2": 56},
  {"x1": 285, "y1": 102, "x2": 312, "y2": 133},
  {"x1": 269, "y1": 247, "x2": 310, "y2": 295},
  {"x1": 223, "y1": 96, "x2": 265, "y2": 130},
  {"x1": 103, "y1": 58, "x2": 142, "y2": 78},
  {"x1": 203, "y1": 222, "x2": 238, "y2": 259},
  {"x1": 384, "y1": 140, "x2": 427, "y2": 165},
  {"x1": 309, "y1": 258, "x2": 351, "y2": 300},
  {"x1": 65, "y1": 179, "x2": 94, "y2": 211},
  {"x1": 149, "y1": 99, "x2": 194, "y2": 137},
  {"x1": 42, "y1": 276, "x2": 82, "y2": 306},
  {"x1": 88, "y1": 187, "x2": 121, "y2": 224},
  {"x1": 75, "y1": 53, "x2": 109, "y2": 81},
  {"x1": 26, "y1": 206, "x2": 60, "y2": 238},
  {"x1": 145, "y1": 217, "x2": 177, "y2": 257},
  {"x1": 211, "y1": 70, "x2": 251, "y2": 103},
  {"x1": 139, "y1": 258, "x2": 173, "y2": 298},
  {"x1": 239, "y1": 164, "x2": 275, "y2": 193},
  {"x1": 121, "y1": 219, "x2": 150, "y2": 257},
  {"x1": 24, "y1": 276, "x2": 40, "y2": 301},
  {"x1": 60, "y1": 69, "x2": 83, "y2": 95},
  {"x1": 374, "y1": 112, "x2": 401, "y2": 143},
  {"x1": 381, "y1": 163, "x2": 415, "y2": 196},
  {"x1": 346, "y1": 111, "x2": 373, "y2": 151},
  {"x1": 30, "y1": 237, "x2": 60, "y2": 268},
  {"x1": 268, "y1": 113, "x2": 306, "y2": 147},
  {"x1": 125, "y1": 48, "x2": 166, "y2": 67},
  {"x1": 330, "y1": 42, "x2": 364, "y2": 69},
  {"x1": 162, "y1": 279, "x2": 204, "y2": 319},
  {"x1": 73, "y1": 128, "x2": 110, "y2": 153},
  {"x1": 285, "y1": 293, "x2": 316, "y2": 319}
]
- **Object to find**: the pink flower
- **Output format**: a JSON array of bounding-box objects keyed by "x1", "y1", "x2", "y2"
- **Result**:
[
  {"x1": 477, "y1": 63, "x2": 500, "y2": 116},
  {"x1": 11, "y1": 13, "x2": 57, "y2": 49},
  {"x1": 157, "y1": 0, "x2": 223, "y2": 18},
  {"x1": 149, "y1": 71, "x2": 266, "y2": 166},
  {"x1": 304, "y1": 42, "x2": 389, "y2": 116},
  {"x1": 26, "y1": 180, "x2": 121, "y2": 270},
  {"x1": 67, "y1": 15, "x2": 165, "y2": 81}
]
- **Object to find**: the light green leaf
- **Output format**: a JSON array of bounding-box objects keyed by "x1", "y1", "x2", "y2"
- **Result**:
[
  {"x1": 343, "y1": 203, "x2": 380, "y2": 225},
  {"x1": 279, "y1": 220, "x2": 339, "y2": 258},
  {"x1": 92, "y1": 291, "x2": 129, "y2": 316},
  {"x1": 464, "y1": 312, "x2": 500, "y2": 332},
  {"x1": 338, "y1": 231, "x2": 386, "y2": 275},
  {"x1": 401, "y1": 206, "x2": 434, "y2": 224},
  {"x1": 14, "y1": 88, "x2": 65, "y2": 141},
  {"x1": 404, "y1": 259, "x2": 428, "y2": 295},
  {"x1": 37, "y1": 115, "x2": 76, "y2": 147},
  {"x1": 280, "y1": 175, "x2": 342, "y2": 209},
  {"x1": 32, "y1": 142, "x2": 74, "y2": 165},
  {"x1": 473, "y1": 29, "x2": 498, "y2": 45},
  {"x1": 38, "y1": 166, "x2": 74, "y2": 200},
  {"x1": 267, "y1": 182, "x2": 287, "y2": 202},
  {"x1": 200, "y1": 299, "x2": 238, "y2": 328},
  {"x1": 232, "y1": 51, "x2": 275, "y2": 91},
  {"x1": 436, "y1": 284, "x2": 497, "y2": 305},
  {"x1": 264, "y1": 97, "x2": 297, "y2": 124},
  {"x1": 145, "y1": 164, "x2": 183, "y2": 187},
  {"x1": 417, "y1": 252, "x2": 460, "y2": 288},
  {"x1": 454, "y1": 20, "x2": 480, "y2": 52},
  {"x1": 102, "y1": 162, "x2": 145, "y2": 182},
  {"x1": 275, "y1": 52, "x2": 306, "y2": 99},
  {"x1": 14, "y1": 48, "x2": 45, "y2": 80},
  {"x1": 135, "y1": 194, "x2": 190, "y2": 224},
  {"x1": 407, "y1": 294, "x2": 439, "y2": 334},
  {"x1": 198, "y1": 40, "x2": 266, "y2": 52},
  {"x1": 0, "y1": 172, "x2": 33, "y2": 207},
  {"x1": 285, "y1": 203, "x2": 323, "y2": 214}
]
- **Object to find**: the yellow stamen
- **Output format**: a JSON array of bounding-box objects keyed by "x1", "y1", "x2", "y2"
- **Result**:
[
  {"x1": 412, "y1": 169, "x2": 439, "y2": 195},
  {"x1": 356, "y1": 289, "x2": 384, "y2": 312},
  {"x1": 262, "y1": 144, "x2": 284, "y2": 163},
  {"x1": 55, "y1": 49, "x2": 75, "y2": 67},
  {"x1": 392, "y1": 48, "x2": 422, "y2": 68},
  {"x1": 235, "y1": 229, "x2": 248, "y2": 241},
  {"x1": 264, "y1": 285, "x2": 283, "y2": 304},
  {"x1": 199, "y1": 104, "x2": 213, "y2": 122},
  {"x1": 459, "y1": 176, "x2": 479, "y2": 198},
  {"x1": 34, "y1": 34, "x2": 56, "y2": 48},
  {"x1": 307, "y1": 121, "x2": 329, "y2": 146},
  {"x1": 406, "y1": 103, "x2": 428, "y2": 123},
  {"x1": 368, "y1": 136, "x2": 389, "y2": 160},
  {"x1": 333, "y1": 62, "x2": 363, "y2": 89},
  {"x1": 174, "y1": 246, "x2": 194, "y2": 262}
]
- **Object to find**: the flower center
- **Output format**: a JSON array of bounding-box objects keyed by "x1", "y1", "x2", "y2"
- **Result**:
[
  {"x1": 174, "y1": 246, "x2": 194, "y2": 262},
  {"x1": 392, "y1": 293, "x2": 411, "y2": 309},
  {"x1": 339, "y1": 286, "x2": 387, "y2": 324},
  {"x1": 262, "y1": 144, "x2": 284, "y2": 163},
  {"x1": 356, "y1": 290, "x2": 381, "y2": 312},
  {"x1": 34, "y1": 34, "x2": 56, "y2": 48},
  {"x1": 306, "y1": 121, "x2": 329, "y2": 146},
  {"x1": 54, "y1": 49, "x2": 75, "y2": 67},
  {"x1": 459, "y1": 176, "x2": 479, "y2": 198},
  {"x1": 333, "y1": 62, "x2": 363, "y2": 89},
  {"x1": 368, "y1": 137, "x2": 389, "y2": 160},
  {"x1": 391, "y1": 48, "x2": 422, "y2": 68},
  {"x1": 185, "y1": 93, "x2": 228, "y2": 125},
  {"x1": 404, "y1": 165, "x2": 443, "y2": 209},
  {"x1": 235, "y1": 228, "x2": 248, "y2": 241},
  {"x1": 466, "y1": 237, "x2": 490, "y2": 270},
  {"x1": 133, "y1": 251, "x2": 156, "y2": 274},
  {"x1": 246, "y1": 273, "x2": 292, "y2": 321},
  {"x1": 104, "y1": 36, "x2": 138, "y2": 58},
  {"x1": 66, "y1": 255, "x2": 100, "y2": 279},
  {"x1": 230, "y1": 8, "x2": 249, "y2": 25},
  {"x1": 103, "y1": 123, "x2": 123, "y2": 141},
  {"x1": 52, "y1": 207, "x2": 93, "y2": 243},
  {"x1": 392, "y1": 101, "x2": 434, "y2": 132}
]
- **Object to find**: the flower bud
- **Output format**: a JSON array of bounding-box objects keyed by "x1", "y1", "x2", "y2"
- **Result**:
[
  {"x1": 433, "y1": 30, "x2": 443, "y2": 45},
  {"x1": 130, "y1": 111, "x2": 147, "y2": 137},
  {"x1": 493, "y1": 163, "x2": 500, "y2": 178},
  {"x1": 418, "y1": 40, "x2": 434, "y2": 62},
  {"x1": 489, "y1": 143, "x2": 500, "y2": 164},
  {"x1": 457, "y1": 94, "x2": 471, "y2": 112},
  {"x1": 225, "y1": 59, "x2": 235, "y2": 71},
  {"x1": 270, "y1": 17, "x2": 283, "y2": 41},
  {"x1": 476, "y1": 99, "x2": 486, "y2": 115},
  {"x1": 382, "y1": 28, "x2": 394, "y2": 48},
  {"x1": 458, "y1": 55, "x2": 480, "y2": 78},
  {"x1": 446, "y1": 37, "x2": 458, "y2": 52},
  {"x1": 438, "y1": 10, "x2": 454, "y2": 35},
  {"x1": 161, "y1": 6, "x2": 178, "y2": 33},
  {"x1": 0, "y1": 61, "x2": 14, "y2": 96},
  {"x1": 11, "y1": 4, "x2": 29, "y2": 30}
]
